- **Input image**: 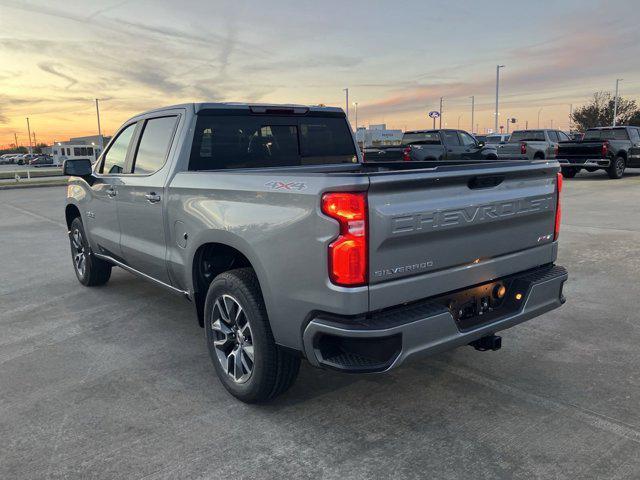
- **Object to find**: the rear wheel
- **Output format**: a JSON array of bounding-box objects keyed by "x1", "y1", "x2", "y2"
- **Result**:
[
  {"x1": 561, "y1": 167, "x2": 579, "y2": 178},
  {"x1": 204, "y1": 268, "x2": 300, "y2": 403},
  {"x1": 69, "y1": 217, "x2": 112, "y2": 286},
  {"x1": 607, "y1": 156, "x2": 625, "y2": 179}
]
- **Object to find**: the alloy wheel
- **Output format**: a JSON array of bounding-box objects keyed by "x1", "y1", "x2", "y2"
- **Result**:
[
  {"x1": 70, "y1": 228, "x2": 86, "y2": 277},
  {"x1": 210, "y1": 295, "x2": 254, "y2": 384}
]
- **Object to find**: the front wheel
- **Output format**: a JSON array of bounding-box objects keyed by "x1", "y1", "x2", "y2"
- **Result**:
[
  {"x1": 561, "y1": 167, "x2": 580, "y2": 178},
  {"x1": 69, "y1": 217, "x2": 112, "y2": 286},
  {"x1": 204, "y1": 268, "x2": 300, "y2": 403},
  {"x1": 607, "y1": 156, "x2": 625, "y2": 179}
]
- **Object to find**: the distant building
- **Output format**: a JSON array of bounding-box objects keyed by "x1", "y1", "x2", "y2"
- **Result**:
[
  {"x1": 355, "y1": 124, "x2": 403, "y2": 147},
  {"x1": 51, "y1": 135, "x2": 110, "y2": 165}
]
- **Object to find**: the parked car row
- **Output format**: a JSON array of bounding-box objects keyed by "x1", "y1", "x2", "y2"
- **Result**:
[
  {"x1": 360, "y1": 125, "x2": 640, "y2": 179},
  {"x1": 0, "y1": 153, "x2": 54, "y2": 166}
]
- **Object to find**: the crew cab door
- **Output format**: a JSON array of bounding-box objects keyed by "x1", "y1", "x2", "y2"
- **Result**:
[
  {"x1": 116, "y1": 114, "x2": 180, "y2": 284},
  {"x1": 441, "y1": 130, "x2": 465, "y2": 159},
  {"x1": 88, "y1": 122, "x2": 137, "y2": 258},
  {"x1": 458, "y1": 131, "x2": 484, "y2": 159}
]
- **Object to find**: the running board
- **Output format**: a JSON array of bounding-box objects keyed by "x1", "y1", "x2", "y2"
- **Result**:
[{"x1": 94, "y1": 253, "x2": 191, "y2": 299}]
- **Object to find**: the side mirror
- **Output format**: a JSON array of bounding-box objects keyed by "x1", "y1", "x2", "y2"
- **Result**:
[
  {"x1": 63, "y1": 158, "x2": 93, "y2": 177},
  {"x1": 477, "y1": 141, "x2": 485, "y2": 147}
]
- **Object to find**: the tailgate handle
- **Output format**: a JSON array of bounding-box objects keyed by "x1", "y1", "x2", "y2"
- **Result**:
[{"x1": 468, "y1": 175, "x2": 504, "y2": 189}]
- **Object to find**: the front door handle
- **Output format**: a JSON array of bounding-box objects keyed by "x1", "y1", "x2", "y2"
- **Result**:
[
  {"x1": 106, "y1": 188, "x2": 117, "y2": 197},
  {"x1": 145, "y1": 192, "x2": 161, "y2": 203}
]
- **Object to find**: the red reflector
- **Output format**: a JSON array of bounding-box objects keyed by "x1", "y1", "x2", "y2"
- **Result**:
[
  {"x1": 554, "y1": 172, "x2": 563, "y2": 241},
  {"x1": 602, "y1": 141, "x2": 609, "y2": 157},
  {"x1": 322, "y1": 192, "x2": 367, "y2": 286},
  {"x1": 402, "y1": 147, "x2": 411, "y2": 162}
]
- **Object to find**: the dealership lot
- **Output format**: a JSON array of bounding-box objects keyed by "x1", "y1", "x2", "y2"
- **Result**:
[{"x1": 1, "y1": 175, "x2": 640, "y2": 479}]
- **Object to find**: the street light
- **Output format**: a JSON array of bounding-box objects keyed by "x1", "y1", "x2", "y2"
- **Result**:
[
  {"x1": 343, "y1": 88, "x2": 349, "y2": 122},
  {"x1": 537, "y1": 108, "x2": 543, "y2": 129},
  {"x1": 457, "y1": 114, "x2": 463, "y2": 130},
  {"x1": 494, "y1": 65, "x2": 505, "y2": 132},
  {"x1": 613, "y1": 79, "x2": 623, "y2": 126},
  {"x1": 470, "y1": 96, "x2": 475, "y2": 134}
]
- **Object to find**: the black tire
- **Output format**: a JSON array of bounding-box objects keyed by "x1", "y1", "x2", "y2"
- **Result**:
[
  {"x1": 533, "y1": 153, "x2": 545, "y2": 160},
  {"x1": 69, "y1": 217, "x2": 112, "y2": 286},
  {"x1": 204, "y1": 268, "x2": 300, "y2": 403},
  {"x1": 561, "y1": 167, "x2": 579, "y2": 178},
  {"x1": 607, "y1": 156, "x2": 625, "y2": 179}
]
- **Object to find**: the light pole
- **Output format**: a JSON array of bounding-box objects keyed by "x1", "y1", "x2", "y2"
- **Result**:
[
  {"x1": 613, "y1": 79, "x2": 623, "y2": 126},
  {"x1": 14, "y1": 132, "x2": 18, "y2": 149},
  {"x1": 470, "y1": 96, "x2": 475, "y2": 134},
  {"x1": 439, "y1": 97, "x2": 443, "y2": 129},
  {"x1": 457, "y1": 114, "x2": 462, "y2": 130},
  {"x1": 352, "y1": 102, "x2": 358, "y2": 131},
  {"x1": 343, "y1": 88, "x2": 349, "y2": 123},
  {"x1": 95, "y1": 99, "x2": 102, "y2": 140},
  {"x1": 537, "y1": 108, "x2": 543, "y2": 128},
  {"x1": 26, "y1": 117, "x2": 33, "y2": 155},
  {"x1": 494, "y1": 65, "x2": 505, "y2": 132},
  {"x1": 569, "y1": 104, "x2": 573, "y2": 132}
]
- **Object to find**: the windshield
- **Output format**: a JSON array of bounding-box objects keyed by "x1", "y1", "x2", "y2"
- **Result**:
[
  {"x1": 583, "y1": 129, "x2": 629, "y2": 141},
  {"x1": 509, "y1": 130, "x2": 546, "y2": 142},
  {"x1": 189, "y1": 111, "x2": 357, "y2": 170},
  {"x1": 402, "y1": 132, "x2": 440, "y2": 145}
]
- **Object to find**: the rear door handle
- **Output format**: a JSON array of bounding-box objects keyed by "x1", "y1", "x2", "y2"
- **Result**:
[
  {"x1": 106, "y1": 188, "x2": 117, "y2": 197},
  {"x1": 145, "y1": 192, "x2": 161, "y2": 203}
]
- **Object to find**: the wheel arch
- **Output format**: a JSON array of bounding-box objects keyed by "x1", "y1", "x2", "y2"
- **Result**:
[
  {"x1": 65, "y1": 204, "x2": 81, "y2": 229},
  {"x1": 189, "y1": 237, "x2": 269, "y2": 328}
]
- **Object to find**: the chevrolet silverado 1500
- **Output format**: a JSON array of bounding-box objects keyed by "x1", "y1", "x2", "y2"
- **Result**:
[
  {"x1": 64, "y1": 103, "x2": 567, "y2": 403},
  {"x1": 557, "y1": 126, "x2": 640, "y2": 178},
  {"x1": 363, "y1": 129, "x2": 498, "y2": 162},
  {"x1": 496, "y1": 129, "x2": 571, "y2": 160}
]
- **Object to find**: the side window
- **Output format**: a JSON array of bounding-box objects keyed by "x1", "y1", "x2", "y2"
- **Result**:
[
  {"x1": 132, "y1": 116, "x2": 178, "y2": 175},
  {"x1": 442, "y1": 131, "x2": 461, "y2": 146},
  {"x1": 629, "y1": 128, "x2": 640, "y2": 142},
  {"x1": 557, "y1": 131, "x2": 570, "y2": 142},
  {"x1": 101, "y1": 123, "x2": 136, "y2": 174},
  {"x1": 547, "y1": 131, "x2": 559, "y2": 142},
  {"x1": 459, "y1": 132, "x2": 476, "y2": 146}
]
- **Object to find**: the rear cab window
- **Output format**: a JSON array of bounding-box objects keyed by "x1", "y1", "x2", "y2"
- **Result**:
[
  {"x1": 509, "y1": 131, "x2": 546, "y2": 142},
  {"x1": 132, "y1": 116, "x2": 178, "y2": 175},
  {"x1": 583, "y1": 128, "x2": 630, "y2": 141},
  {"x1": 189, "y1": 110, "x2": 356, "y2": 170},
  {"x1": 402, "y1": 132, "x2": 441, "y2": 145}
]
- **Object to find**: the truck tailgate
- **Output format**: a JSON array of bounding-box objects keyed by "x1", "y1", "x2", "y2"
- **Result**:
[
  {"x1": 367, "y1": 161, "x2": 559, "y2": 309},
  {"x1": 558, "y1": 141, "x2": 603, "y2": 158}
]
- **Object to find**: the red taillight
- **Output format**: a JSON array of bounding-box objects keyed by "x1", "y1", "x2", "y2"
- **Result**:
[
  {"x1": 554, "y1": 143, "x2": 559, "y2": 156},
  {"x1": 402, "y1": 147, "x2": 411, "y2": 162},
  {"x1": 602, "y1": 141, "x2": 609, "y2": 157},
  {"x1": 554, "y1": 172, "x2": 563, "y2": 241},
  {"x1": 321, "y1": 192, "x2": 368, "y2": 286},
  {"x1": 520, "y1": 142, "x2": 527, "y2": 155}
]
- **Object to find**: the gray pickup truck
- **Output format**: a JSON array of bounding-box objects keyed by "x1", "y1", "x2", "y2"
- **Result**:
[
  {"x1": 496, "y1": 129, "x2": 571, "y2": 160},
  {"x1": 363, "y1": 129, "x2": 498, "y2": 162},
  {"x1": 64, "y1": 103, "x2": 568, "y2": 403}
]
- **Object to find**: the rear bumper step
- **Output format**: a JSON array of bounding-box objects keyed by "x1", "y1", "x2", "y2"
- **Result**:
[
  {"x1": 303, "y1": 264, "x2": 567, "y2": 373},
  {"x1": 558, "y1": 158, "x2": 610, "y2": 168}
]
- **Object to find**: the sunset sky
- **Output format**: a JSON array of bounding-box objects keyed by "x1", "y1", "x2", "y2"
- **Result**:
[{"x1": 1, "y1": 0, "x2": 639, "y2": 147}]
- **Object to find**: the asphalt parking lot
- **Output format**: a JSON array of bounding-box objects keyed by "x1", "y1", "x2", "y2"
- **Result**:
[{"x1": 1, "y1": 172, "x2": 640, "y2": 479}]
